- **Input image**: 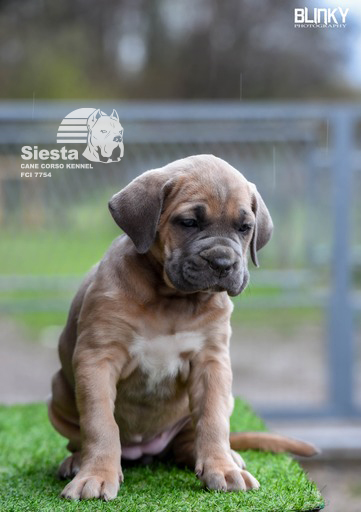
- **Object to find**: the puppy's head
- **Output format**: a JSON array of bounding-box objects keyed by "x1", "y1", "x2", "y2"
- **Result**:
[{"x1": 109, "y1": 155, "x2": 273, "y2": 296}]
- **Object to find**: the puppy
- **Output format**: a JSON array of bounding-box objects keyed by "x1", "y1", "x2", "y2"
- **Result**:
[{"x1": 48, "y1": 155, "x2": 317, "y2": 501}]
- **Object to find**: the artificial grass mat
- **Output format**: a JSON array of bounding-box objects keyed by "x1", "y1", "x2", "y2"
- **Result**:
[{"x1": 0, "y1": 398, "x2": 324, "y2": 512}]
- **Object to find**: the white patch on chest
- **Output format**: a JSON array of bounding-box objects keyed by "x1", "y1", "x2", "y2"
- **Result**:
[{"x1": 129, "y1": 331, "x2": 204, "y2": 389}]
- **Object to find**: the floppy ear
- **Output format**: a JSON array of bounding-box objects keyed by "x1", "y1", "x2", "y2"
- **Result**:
[
  {"x1": 249, "y1": 184, "x2": 273, "y2": 267},
  {"x1": 108, "y1": 170, "x2": 173, "y2": 253}
]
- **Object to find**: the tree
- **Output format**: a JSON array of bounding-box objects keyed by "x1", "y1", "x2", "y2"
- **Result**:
[{"x1": 0, "y1": 0, "x2": 353, "y2": 99}]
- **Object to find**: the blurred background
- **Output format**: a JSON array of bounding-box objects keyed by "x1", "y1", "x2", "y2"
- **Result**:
[{"x1": 0, "y1": 0, "x2": 360, "y2": 509}]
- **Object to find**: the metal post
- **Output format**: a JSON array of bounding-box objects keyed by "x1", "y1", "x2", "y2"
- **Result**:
[
  {"x1": 304, "y1": 138, "x2": 318, "y2": 265},
  {"x1": 328, "y1": 109, "x2": 354, "y2": 416}
]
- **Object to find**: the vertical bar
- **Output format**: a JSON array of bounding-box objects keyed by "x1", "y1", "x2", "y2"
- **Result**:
[
  {"x1": 328, "y1": 109, "x2": 354, "y2": 415},
  {"x1": 304, "y1": 138, "x2": 318, "y2": 264}
]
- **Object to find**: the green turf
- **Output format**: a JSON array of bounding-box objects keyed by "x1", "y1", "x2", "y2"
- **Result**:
[{"x1": 0, "y1": 399, "x2": 324, "y2": 512}]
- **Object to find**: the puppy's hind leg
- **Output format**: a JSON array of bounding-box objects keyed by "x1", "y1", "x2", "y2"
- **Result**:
[
  {"x1": 49, "y1": 403, "x2": 82, "y2": 479},
  {"x1": 169, "y1": 420, "x2": 196, "y2": 468},
  {"x1": 58, "y1": 448, "x2": 82, "y2": 480},
  {"x1": 171, "y1": 421, "x2": 246, "y2": 470},
  {"x1": 48, "y1": 370, "x2": 82, "y2": 479},
  {"x1": 170, "y1": 420, "x2": 247, "y2": 485}
]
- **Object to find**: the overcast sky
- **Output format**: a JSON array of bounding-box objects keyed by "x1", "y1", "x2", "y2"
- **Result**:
[{"x1": 307, "y1": 0, "x2": 361, "y2": 85}]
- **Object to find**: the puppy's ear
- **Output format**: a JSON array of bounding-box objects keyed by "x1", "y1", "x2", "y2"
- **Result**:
[
  {"x1": 108, "y1": 170, "x2": 173, "y2": 253},
  {"x1": 249, "y1": 184, "x2": 273, "y2": 267},
  {"x1": 87, "y1": 109, "x2": 102, "y2": 129}
]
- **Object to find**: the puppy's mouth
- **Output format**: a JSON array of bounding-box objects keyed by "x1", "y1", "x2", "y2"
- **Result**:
[{"x1": 164, "y1": 259, "x2": 249, "y2": 297}]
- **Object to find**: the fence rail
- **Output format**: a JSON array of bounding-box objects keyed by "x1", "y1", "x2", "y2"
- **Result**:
[{"x1": 0, "y1": 101, "x2": 360, "y2": 419}]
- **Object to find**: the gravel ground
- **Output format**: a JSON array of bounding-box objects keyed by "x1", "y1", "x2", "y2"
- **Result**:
[
  {"x1": 301, "y1": 460, "x2": 361, "y2": 512},
  {"x1": 1, "y1": 316, "x2": 360, "y2": 510},
  {"x1": 230, "y1": 324, "x2": 328, "y2": 407},
  {"x1": 0, "y1": 318, "x2": 59, "y2": 404}
]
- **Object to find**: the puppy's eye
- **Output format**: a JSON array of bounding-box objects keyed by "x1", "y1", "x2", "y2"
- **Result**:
[
  {"x1": 181, "y1": 219, "x2": 198, "y2": 228},
  {"x1": 101, "y1": 130, "x2": 107, "y2": 133},
  {"x1": 239, "y1": 223, "x2": 252, "y2": 233}
]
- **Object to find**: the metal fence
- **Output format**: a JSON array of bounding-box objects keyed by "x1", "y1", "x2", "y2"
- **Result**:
[{"x1": 0, "y1": 101, "x2": 360, "y2": 419}]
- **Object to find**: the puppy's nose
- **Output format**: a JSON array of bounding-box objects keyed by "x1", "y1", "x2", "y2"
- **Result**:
[
  {"x1": 113, "y1": 134, "x2": 122, "y2": 142},
  {"x1": 200, "y1": 246, "x2": 235, "y2": 275},
  {"x1": 208, "y1": 256, "x2": 233, "y2": 272}
]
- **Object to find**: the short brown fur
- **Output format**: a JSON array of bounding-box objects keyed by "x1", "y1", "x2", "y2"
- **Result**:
[{"x1": 48, "y1": 155, "x2": 317, "y2": 501}]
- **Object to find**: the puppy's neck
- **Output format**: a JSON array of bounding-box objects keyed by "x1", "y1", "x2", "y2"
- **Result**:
[
  {"x1": 116, "y1": 237, "x2": 216, "y2": 306},
  {"x1": 145, "y1": 249, "x2": 210, "y2": 299}
]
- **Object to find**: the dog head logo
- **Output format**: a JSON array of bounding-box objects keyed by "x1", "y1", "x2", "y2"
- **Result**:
[
  {"x1": 83, "y1": 109, "x2": 124, "y2": 163},
  {"x1": 56, "y1": 107, "x2": 124, "y2": 164}
]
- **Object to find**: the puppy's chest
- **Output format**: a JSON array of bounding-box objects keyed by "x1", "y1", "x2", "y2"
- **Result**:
[{"x1": 129, "y1": 331, "x2": 204, "y2": 388}]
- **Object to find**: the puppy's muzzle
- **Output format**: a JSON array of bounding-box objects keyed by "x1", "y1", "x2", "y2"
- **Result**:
[
  {"x1": 199, "y1": 246, "x2": 236, "y2": 278},
  {"x1": 164, "y1": 237, "x2": 247, "y2": 296}
]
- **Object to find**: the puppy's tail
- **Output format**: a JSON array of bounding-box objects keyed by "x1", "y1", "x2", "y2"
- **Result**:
[{"x1": 229, "y1": 432, "x2": 319, "y2": 457}]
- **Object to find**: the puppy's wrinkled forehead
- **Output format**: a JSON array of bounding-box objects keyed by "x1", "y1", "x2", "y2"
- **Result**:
[{"x1": 162, "y1": 160, "x2": 253, "y2": 220}]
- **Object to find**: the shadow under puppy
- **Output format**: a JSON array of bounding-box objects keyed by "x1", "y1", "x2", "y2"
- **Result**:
[{"x1": 48, "y1": 154, "x2": 317, "y2": 501}]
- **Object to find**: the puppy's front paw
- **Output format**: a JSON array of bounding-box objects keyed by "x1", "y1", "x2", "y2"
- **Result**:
[
  {"x1": 195, "y1": 456, "x2": 259, "y2": 492},
  {"x1": 61, "y1": 467, "x2": 123, "y2": 501}
]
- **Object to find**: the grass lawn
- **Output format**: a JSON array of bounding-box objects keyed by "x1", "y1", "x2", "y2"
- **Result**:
[
  {"x1": 0, "y1": 398, "x2": 324, "y2": 512},
  {"x1": 0, "y1": 230, "x2": 115, "y2": 276}
]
